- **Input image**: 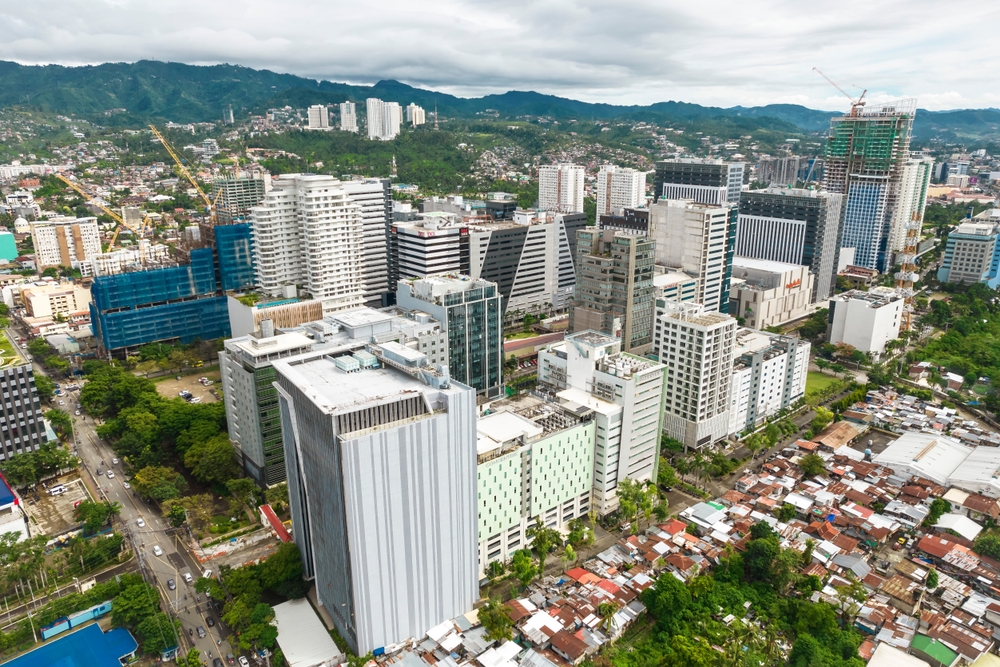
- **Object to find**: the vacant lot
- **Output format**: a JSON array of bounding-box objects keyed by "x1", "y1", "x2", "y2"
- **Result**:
[
  {"x1": 27, "y1": 475, "x2": 90, "y2": 536},
  {"x1": 806, "y1": 371, "x2": 839, "y2": 396},
  {"x1": 154, "y1": 371, "x2": 221, "y2": 403}
]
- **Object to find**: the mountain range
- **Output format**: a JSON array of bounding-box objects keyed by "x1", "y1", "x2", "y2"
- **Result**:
[{"x1": 2, "y1": 60, "x2": 999, "y2": 143}]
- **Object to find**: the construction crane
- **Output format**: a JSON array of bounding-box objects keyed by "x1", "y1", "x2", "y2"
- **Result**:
[
  {"x1": 813, "y1": 68, "x2": 867, "y2": 116},
  {"x1": 148, "y1": 124, "x2": 213, "y2": 214},
  {"x1": 55, "y1": 174, "x2": 145, "y2": 250}
]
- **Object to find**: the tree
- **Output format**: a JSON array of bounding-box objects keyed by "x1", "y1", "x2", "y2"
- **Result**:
[
  {"x1": 45, "y1": 409, "x2": 73, "y2": 438},
  {"x1": 136, "y1": 612, "x2": 179, "y2": 655},
  {"x1": 974, "y1": 534, "x2": 1000, "y2": 559},
  {"x1": 810, "y1": 406, "x2": 834, "y2": 434},
  {"x1": 166, "y1": 504, "x2": 187, "y2": 527},
  {"x1": 777, "y1": 503, "x2": 797, "y2": 523},
  {"x1": 33, "y1": 374, "x2": 55, "y2": 400},
  {"x1": 266, "y1": 482, "x2": 289, "y2": 514},
  {"x1": 74, "y1": 500, "x2": 121, "y2": 533},
  {"x1": 184, "y1": 434, "x2": 239, "y2": 485},
  {"x1": 597, "y1": 600, "x2": 620, "y2": 636},
  {"x1": 182, "y1": 649, "x2": 201, "y2": 667},
  {"x1": 132, "y1": 466, "x2": 187, "y2": 501},
  {"x1": 562, "y1": 545, "x2": 576, "y2": 568},
  {"x1": 924, "y1": 498, "x2": 951, "y2": 526},
  {"x1": 478, "y1": 597, "x2": 513, "y2": 642},
  {"x1": 927, "y1": 569, "x2": 939, "y2": 590},
  {"x1": 227, "y1": 478, "x2": 262, "y2": 514},
  {"x1": 834, "y1": 580, "x2": 868, "y2": 624},
  {"x1": 510, "y1": 549, "x2": 537, "y2": 588},
  {"x1": 112, "y1": 580, "x2": 161, "y2": 628},
  {"x1": 799, "y1": 453, "x2": 826, "y2": 477},
  {"x1": 528, "y1": 521, "x2": 561, "y2": 572},
  {"x1": 260, "y1": 542, "x2": 308, "y2": 598}
]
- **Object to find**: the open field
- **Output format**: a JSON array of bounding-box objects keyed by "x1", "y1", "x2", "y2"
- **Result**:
[
  {"x1": 154, "y1": 371, "x2": 221, "y2": 403},
  {"x1": 806, "y1": 371, "x2": 840, "y2": 396}
]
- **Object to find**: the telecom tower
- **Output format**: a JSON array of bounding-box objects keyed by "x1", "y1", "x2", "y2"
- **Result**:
[
  {"x1": 895, "y1": 211, "x2": 921, "y2": 332},
  {"x1": 434, "y1": 102, "x2": 439, "y2": 131}
]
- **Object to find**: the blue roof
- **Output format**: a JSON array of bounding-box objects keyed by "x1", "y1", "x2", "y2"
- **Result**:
[
  {"x1": 3, "y1": 624, "x2": 138, "y2": 667},
  {"x1": 0, "y1": 475, "x2": 15, "y2": 507}
]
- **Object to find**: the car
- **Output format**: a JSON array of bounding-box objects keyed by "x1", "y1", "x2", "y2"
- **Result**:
[
  {"x1": 136, "y1": 518, "x2": 145, "y2": 528},
  {"x1": 122, "y1": 481, "x2": 130, "y2": 489},
  {"x1": 152, "y1": 545, "x2": 163, "y2": 556},
  {"x1": 106, "y1": 471, "x2": 115, "y2": 479},
  {"x1": 893, "y1": 542, "x2": 901, "y2": 551},
  {"x1": 206, "y1": 616, "x2": 215, "y2": 627},
  {"x1": 96, "y1": 469, "x2": 103, "y2": 476},
  {"x1": 214, "y1": 659, "x2": 224, "y2": 667},
  {"x1": 184, "y1": 572, "x2": 193, "y2": 584},
  {"x1": 74, "y1": 410, "x2": 80, "y2": 416},
  {"x1": 197, "y1": 626, "x2": 206, "y2": 638},
  {"x1": 897, "y1": 536, "x2": 906, "y2": 544},
  {"x1": 58, "y1": 400, "x2": 64, "y2": 405},
  {"x1": 167, "y1": 578, "x2": 176, "y2": 590},
  {"x1": 202, "y1": 569, "x2": 213, "y2": 579},
  {"x1": 239, "y1": 657, "x2": 250, "y2": 667},
  {"x1": 227, "y1": 653, "x2": 235, "y2": 665},
  {"x1": 112, "y1": 457, "x2": 118, "y2": 465}
]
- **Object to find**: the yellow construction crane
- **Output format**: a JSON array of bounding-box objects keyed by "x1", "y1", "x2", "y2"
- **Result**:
[
  {"x1": 148, "y1": 124, "x2": 213, "y2": 211},
  {"x1": 55, "y1": 174, "x2": 145, "y2": 250},
  {"x1": 813, "y1": 67, "x2": 867, "y2": 116}
]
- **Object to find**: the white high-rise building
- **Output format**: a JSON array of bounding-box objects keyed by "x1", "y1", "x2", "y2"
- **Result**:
[
  {"x1": 307, "y1": 105, "x2": 329, "y2": 130},
  {"x1": 366, "y1": 98, "x2": 401, "y2": 140},
  {"x1": 406, "y1": 104, "x2": 426, "y2": 127},
  {"x1": 595, "y1": 165, "x2": 646, "y2": 219},
  {"x1": 30, "y1": 216, "x2": 102, "y2": 270},
  {"x1": 827, "y1": 287, "x2": 903, "y2": 358},
  {"x1": 538, "y1": 163, "x2": 585, "y2": 213},
  {"x1": 653, "y1": 300, "x2": 736, "y2": 450},
  {"x1": 342, "y1": 179, "x2": 392, "y2": 308},
  {"x1": 648, "y1": 199, "x2": 735, "y2": 313},
  {"x1": 888, "y1": 157, "x2": 933, "y2": 254},
  {"x1": 249, "y1": 174, "x2": 365, "y2": 314},
  {"x1": 339, "y1": 102, "x2": 358, "y2": 132},
  {"x1": 537, "y1": 331, "x2": 667, "y2": 515},
  {"x1": 728, "y1": 329, "x2": 810, "y2": 435}
]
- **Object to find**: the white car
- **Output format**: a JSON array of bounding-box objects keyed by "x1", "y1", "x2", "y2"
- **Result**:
[
  {"x1": 58, "y1": 400, "x2": 65, "y2": 405},
  {"x1": 74, "y1": 410, "x2": 80, "y2": 416},
  {"x1": 152, "y1": 545, "x2": 163, "y2": 556},
  {"x1": 122, "y1": 481, "x2": 130, "y2": 489},
  {"x1": 106, "y1": 471, "x2": 115, "y2": 479},
  {"x1": 240, "y1": 657, "x2": 250, "y2": 667},
  {"x1": 136, "y1": 518, "x2": 145, "y2": 528},
  {"x1": 112, "y1": 457, "x2": 119, "y2": 465}
]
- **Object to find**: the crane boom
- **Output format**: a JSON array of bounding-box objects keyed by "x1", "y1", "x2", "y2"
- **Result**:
[
  {"x1": 149, "y1": 124, "x2": 213, "y2": 208},
  {"x1": 55, "y1": 173, "x2": 143, "y2": 250},
  {"x1": 812, "y1": 67, "x2": 867, "y2": 116}
]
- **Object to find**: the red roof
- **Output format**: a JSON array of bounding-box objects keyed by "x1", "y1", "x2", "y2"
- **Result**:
[
  {"x1": 596, "y1": 579, "x2": 621, "y2": 594},
  {"x1": 259, "y1": 504, "x2": 291, "y2": 543},
  {"x1": 659, "y1": 518, "x2": 688, "y2": 536},
  {"x1": 918, "y1": 535, "x2": 955, "y2": 559}
]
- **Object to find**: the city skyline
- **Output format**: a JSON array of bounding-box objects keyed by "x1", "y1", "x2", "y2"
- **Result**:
[{"x1": 2, "y1": 1, "x2": 999, "y2": 111}]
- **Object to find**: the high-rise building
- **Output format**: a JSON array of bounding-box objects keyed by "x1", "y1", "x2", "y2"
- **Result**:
[
  {"x1": 653, "y1": 159, "x2": 744, "y2": 205},
  {"x1": 570, "y1": 229, "x2": 655, "y2": 354},
  {"x1": 406, "y1": 103, "x2": 426, "y2": 126},
  {"x1": 366, "y1": 98, "x2": 401, "y2": 140},
  {"x1": 307, "y1": 105, "x2": 330, "y2": 130},
  {"x1": 223, "y1": 105, "x2": 234, "y2": 125},
  {"x1": 888, "y1": 158, "x2": 933, "y2": 256},
  {"x1": 389, "y1": 214, "x2": 470, "y2": 285},
  {"x1": 31, "y1": 216, "x2": 101, "y2": 270},
  {"x1": 827, "y1": 287, "x2": 903, "y2": 357},
  {"x1": 648, "y1": 199, "x2": 736, "y2": 313},
  {"x1": 729, "y1": 328, "x2": 809, "y2": 435},
  {"x1": 396, "y1": 275, "x2": 504, "y2": 398},
  {"x1": 0, "y1": 363, "x2": 49, "y2": 464},
  {"x1": 275, "y1": 343, "x2": 478, "y2": 655},
  {"x1": 343, "y1": 179, "x2": 393, "y2": 308},
  {"x1": 937, "y1": 215, "x2": 1000, "y2": 288},
  {"x1": 212, "y1": 174, "x2": 268, "y2": 224},
  {"x1": 475, "y1": 395, "x2": 595, "y2": 572},
  {"x1": 221, "y1": 306, "x2": 447, "y2": 486},
  {"x1": 339, "y1": 102, "x2": 358, "y2": 133},
  {"x1": 653, "y1": 300, "x2": 736, "y2": 450},
  {"x1": 538, "y1": 164, "x2": 585, "y2": 213},
  {"x1": 595, "y1": 165, "x2": 646, "y2": 219},
  {"x1": 537, "y1": 331, "x2": 666, "y2": 515},
  {"x1": 728, "y1": 258, "x2": 813, "y2": 330},
  {"x1": 467, "y1": 209, "x2": 586, "y2": 318},
  {"x1": 823, "y1": 99, "x2": 916, "y2": 272},
  {"x1": 736, "y1": 187, "x2": 844, "y2": 301},
  {"x1": 249, "y1": 174, "x2": 365, "y2": 314},
  {"x1": 755, "y1": 157, "x2": 801, "y2": 187}
]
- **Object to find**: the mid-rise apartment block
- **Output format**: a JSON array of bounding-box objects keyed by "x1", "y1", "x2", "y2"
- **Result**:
[
  {"x1": 653, "y1": 159, "x2": 744, "y2": 205},
  {"x1": 538, "y1": 331, "x2": 666, "y2": 515},
  {"x1": 340, "y1": 102, "x2": 358, "y2": 132},
  {"x1": 275, "y1": 344, "x2": 478, "y2": 655},
  {"x1": 653, "y1": 301, "x2": 736, "y2": 450},
  {"x1": 888, "y1": 158, "x2": 932, "y2": 256},
  {"x1": 595, "y1": 165, "x2": 646, "y2": 219},
  {"x1": 31, "y1": 216, "x2": 101, "y2": 270},
  {"x1": 728, "y1": 258, "x2": 813, "y2": 330},
  {"x1": 366, "y1": 98, "x2": 401, "y2": 140},
  {"x1": 648, "y1": 199, "x2": 736, "y2": 313},
  {"x1": 396, "y1": 275, "x2": 503, "y2": 398},
  {"x1": 0, "y1": 364, "x2": 49, "y2": 464},
  {"x1": 343, "y1": 179, "x2": 392, "y2": 307},
  {"x1": 20, "y1": 281, "x2": 91, "y2": 320},
  {"x1": 307, "y1": 105, "x2": 330, "y2": 130},
  {"x1": 249, "y1": 174, "x2": 366, "y2": 314},
  {"x1": 389, "y1": 214, "x2": 470, "y2": 285},
  {"x1": 653, "y1": 268, "x2": 698, "y2": 303},
  {"x1": 212, "y1": 174, "x2": 268, "y2": 224},
  {"x1": 729, "y1": 329, "x2": 809, "y2": 435},
  {"x1": 736, "y1": 187, "x2": 843, "y2": 300},
  {"x1": 476, "y1": 395, "x2": 595, "y2": 573},
  {"x1": 570, "y1": 229, "x2": 654, "y2": 353},
  {"x1": 827, "y1": 287, "x2": 903, "y2": 357},
  {"x1": 755, "y1": 157, "x2": 801, "y2": 187},
  {"x1": 538, "y1": 164, "x2": 585, "y2": 213},
  {"x1": 937, "y1": 213, "x2": 1000, "y2": 288},
  {"x1": 406, "y1": 104, "x2": 426, "y2": 126}
]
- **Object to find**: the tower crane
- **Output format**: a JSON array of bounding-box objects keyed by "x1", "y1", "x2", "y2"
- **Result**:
[
  {"x1": 55, "y1": 174, "x2": 145, "y2": 251},
  {"x1": 148, "y1": 124, "x2": 215, "y2": 222},
  {"x1": 812, "y1": 68, "x2": 867, "y2": 116}
]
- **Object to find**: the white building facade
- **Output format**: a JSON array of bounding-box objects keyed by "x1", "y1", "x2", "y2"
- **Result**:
[
  {"x1": 728, "y1": 329, "x2": 810, "y2": 434},
  {"x1": 406, "y1": 104, "x2": 426, "y2": 127},
  {"x1": 827, "y1": 287, "x2": 903, "y2": 357},
  {"x1": 366, "y1": 98, "x2": 401, "y2": 140},
  {"x1": 31, "y1": 216, "x2": 102, "y2": 269},
  {"x1": 307, "y1": 105, "x2": 330, "y2": 130},
  {"x1": 538, "y1": 164, "x2": 585, "y2": 213},
  {"x1": 595, "y1": 165, "x2": 646, "y2": 220},
  {"x1": 339, "y1": 102, "x2": 358, "y2": 132},
  {"x1": 728, "y1": 257, "x2": 814, "y2": 330}
]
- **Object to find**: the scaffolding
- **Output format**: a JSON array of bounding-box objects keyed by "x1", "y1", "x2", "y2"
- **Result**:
[{"x1": 895, "y1": 211, "x2": 922, "y2": 332}]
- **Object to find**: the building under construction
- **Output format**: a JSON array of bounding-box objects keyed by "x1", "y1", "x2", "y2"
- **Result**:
[{"x1": 823, "y1": 99, "x2": 916, "y2": 273}]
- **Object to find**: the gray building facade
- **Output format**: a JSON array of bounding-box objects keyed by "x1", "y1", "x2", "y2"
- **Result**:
[
  {"x1": 654, "y1": 159, "x2": 745, "y2": 205},
  {"x1": 0, "y1": 364, "x2": 48, "y2": 461}
]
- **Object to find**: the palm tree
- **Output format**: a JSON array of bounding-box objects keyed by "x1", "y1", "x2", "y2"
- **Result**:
[{"x1": 597, "y1": 601, "x2": 619, "y2": 637}]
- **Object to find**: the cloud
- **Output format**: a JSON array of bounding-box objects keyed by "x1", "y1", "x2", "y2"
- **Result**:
[{"x1": 1, "y1": 0, "x2": 999, "y2": 110}]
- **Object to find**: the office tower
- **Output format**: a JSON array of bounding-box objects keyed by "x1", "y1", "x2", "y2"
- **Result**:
[
  {"x1": 756, "y1": 157, "x2": 801, "y2": 186},
  {"x1": 729, "y1": 329, "x2": 810, "y2": 434},
  {"x1": 538, "y1": 164, "x2": 585, "y2": 213},
  {"x1": 406, "y1": 103, "x2": 426, "y2": 126},
  {"x1": 728, "y1": 258, "x2": 813, "y2": 329},
  {"x1": 210, "y1": 222, "x2": 257, "y2": 292},
  {"x1": 366, "y1": 98, "x2": 401, "y2": 140},
  {"x1": 599, "y1": 208, "x2": 649, "y2": 235},
  {"x1": 736, "y1": 187, "x2": 844, "y2": 301},
  {"x1": 648, "y1": 199, "x2": 736, "y2": 313},
  {"x1": 467, "y1": 209, "x2": 586, "y2": 317},
  {"x1": 888, "y1": 158, "x2": 933, "y2": 255},
  {"x1": 595, "y1": 165, "x2": 646, "y2": 219},
  {"x1": 537, "y1": 331, "x2": 666, "y2": 515},
  {"x1": 0, "y1": 363, "x2": 48, "y2": 463},
  {"x1": 652, "y1": 301, "x2": 736, "y2": 450},
  {"x1": 275, "y1": 343, "x2": 477, "y2": 654},
  {"x1": 570, "y1": 229, "x2": 654, "y2": 353},
  {"x1": 249, "y1": 174, "x2": 365, "y2": 314},
  {"x1": 212, "y1": 174, "x2": 268, "y2": 224},
  {"x1": 307, "y1": 105, "x2": 330, "y2": 130},
  {"x1": 221, "y1": 307, "x2": 447, "y2": 486},
  {"x1": 223, "y1": 104, "x2": 234, "y2": 125},
  {"x1": 389, "y1": 214, "x2": 470, "y2": 285},
  {"x1": 823, "y1": 99, "x2": 916, "y2": 272},
  {"x1": 339, "y1": 102, "x2": 358, "y2": 132},
  {"x1": 343, "y1": 179, "x2": 393, "y2": 308},
  {"x1": 476, "y1": 395, "x2": 595, "y2": 571},
  {"x1": 827, "y1": 288, "x2": 903, "y2": 357},
  {"x1": 396, "y1": 275, "x2": 503, "y2": 398},
  {"x1": 937, "y1": 213, "x2": 1000, "y2": 288},
  {"x1": 653, "y1": 159, "x2": 744, "y2": 204},
  {"x1": 31, "y1": 216, "x2": 101, "y2": 269}
]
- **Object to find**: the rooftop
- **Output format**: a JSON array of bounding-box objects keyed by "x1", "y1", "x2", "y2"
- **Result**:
[
  {"x1": 732, "y1": 256, "x2": 804, "y2": 275},
  {"x1": 4, "y1": 624, "x2": 137, "y2": 667},
  {"x1": 833, "y1": 287, "x2": 902, "y2": 307},
  {"x1": 273, "y1": 598, "x2": 344, "y2": 667}
]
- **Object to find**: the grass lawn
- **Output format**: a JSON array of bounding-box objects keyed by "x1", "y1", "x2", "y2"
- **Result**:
[
  {"x1": 806, "y1": 371, "x2": 840, "y2": 396},
  {"x1": 150, "y1": 364, "x2": 220, "y2": 383},
  {"x1": 0, "y1": 330, "x2": 16, "y2": 359},
  {"x1": 504, "y1": 331, "x2": 537, "y2": 340}
]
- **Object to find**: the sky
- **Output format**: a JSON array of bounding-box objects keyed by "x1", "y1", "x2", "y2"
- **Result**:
[{"x1": 3, "y1": 0, "x2": 999, "y2": 112}]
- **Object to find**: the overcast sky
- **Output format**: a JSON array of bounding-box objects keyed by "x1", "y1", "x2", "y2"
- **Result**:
[{"x1": 3, "y1": 0, "x2": 998, "y2": 111}]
